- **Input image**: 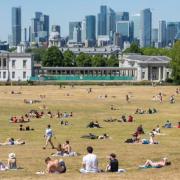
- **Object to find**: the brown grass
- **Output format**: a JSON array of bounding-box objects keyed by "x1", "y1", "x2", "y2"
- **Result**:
[{"x1": 0, "y1": 85, "x2": 180, "y2": 180}]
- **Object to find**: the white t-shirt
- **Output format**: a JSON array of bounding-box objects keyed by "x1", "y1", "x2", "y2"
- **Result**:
[
  {"x1": 45, "y1": 128, "x2": 53, "y2": 138},
  {"x1": 82, "y1": 153, "x2": 98, "y2": 172}
]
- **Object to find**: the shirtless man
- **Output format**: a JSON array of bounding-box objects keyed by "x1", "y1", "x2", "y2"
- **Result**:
[
  {"x1": 45, "y1": 157, "x2": 66, "y2": 174},
  {"x1": 63, "y1": 141, "x2": 72, "y2": 154}
]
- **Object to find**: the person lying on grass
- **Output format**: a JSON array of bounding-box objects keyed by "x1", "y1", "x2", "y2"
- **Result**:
[
  {"x1": 0, "y1": 138, "x2": 25, "y2": 146},
  {"x1": 45, "y1": 157, "x2": 66, "y2": 174},
  {"x1": 19, "y1": 124, "x2": 34, "y2": 131},
  {"x1": 81, "y1": 133, "x2": 110, "y2": 140},
  {"x1": 139, "y1": 158, "x2": 171, "y2": 168}
]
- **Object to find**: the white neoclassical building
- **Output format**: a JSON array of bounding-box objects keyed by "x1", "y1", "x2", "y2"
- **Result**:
[
  {"x1": 119, "y1": 54, "x2": 172, "y2": 81},
  {"x1": 0, "y1": 51, "x2": 32, "y2": 82}
]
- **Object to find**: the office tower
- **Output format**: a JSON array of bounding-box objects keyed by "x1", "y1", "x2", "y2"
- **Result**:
[
  {"x1": 31, "y1": 12, "x2": 49, "y2": 43},
  {"x1": 51, "y1": 25, "x2": 60, "y2": 34},
  {"x1": 97, "y1": 5, "x2": 116, "y2": 40},
  {"x1": 113, "y1": 32, "x2": 121, "y2": 46},
  {"x1": 107, "y1": 8, "x2": 116, "y2": 41},
  {"x1": 131, "y1": 14, "x2": 140, "y2": 41},
  {"x1": 28, "y1": 26, "x2": 31, "y2": 43},
  {"x1": 81, "y1": 19, "x2": 86, "y2": 43},
  {"x1": 85, "y1": 15, "x2": 96, "y2": 46},
  {"x1": 140, "y1": 8, "x2": 152, "y2": 48},
  {"x1": 116, "y1": 21, "x2": 130, "y2": 38},
  {"x1": 73, "y1": 26, "x2": 81, "y2": 43},
  {"x1": 116, "y1": 12, "x2": 129, "y2": 21},
  {"x1": 23, "y1": 28, "x2": 27, "y2": 42},
  {"x1": 98, "y1": 5, "x2": 107, "y2": 36},
  {"x1": 152, "y1": 28, "x2": 158, "y2": 47},
  {"x1": 12, "y1": 7, "x2": 21, "y2": 46},
  {"x1": 167, "y1": 22, "x2": 179, "y2": 46},
  {"x1": 158, "y1": 20, "x2": 166, "y2": 47},
  {"x1": 69, "y1": 22, "x2": 81, "y2": 40}
]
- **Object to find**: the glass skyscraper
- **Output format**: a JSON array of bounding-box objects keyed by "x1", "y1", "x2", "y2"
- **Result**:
[
  {"x1": 152, "y1": 28, "x2": 158, "y2": 46},
  {"x1": 85, "y1": 15, "x2": 96, "y2": 44},
  {"x1": 31, "y1": 12, "x2": 49, "y2": 43},
  {"x1": 167, "y1": 22, "x2": 179, "y2": 46},
  {"x1": 140, "y1": 8, "x2": 152, "y2": 48},
  {"x1": 97, "y1": 5, "x2": 107, "y2": 36},
  {"x1": 131, "y1": 14, "x2": 140, "y2": 41},
  {"x1": 158, "y1": 20, "x2": 166, "y2": 47},
  {"x1": 12, "y1": 7, "x2": 21, "y2": 46},
  {"x1": 116, "y1": 12, "x2": 129, "y2": 21},
  {"x1": 69, "y1": 22, "x2": 81, "y2": 40}
]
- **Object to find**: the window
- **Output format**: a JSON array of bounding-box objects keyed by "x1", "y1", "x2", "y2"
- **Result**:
[
  {"x1": 142, "y1": 72, "x2": 145, "y2": 79},
  {"x1": 12, "y1": 60, "x2": 16, "y2": 68},
  {"x1": 3, "y1": 59, "x2": 6, "y2": 68},
  {"x1": 12, "y1": 72, "x2": 15, "y2": 79},
  {"x1": 0, "y1": 71, "x2": 1, "y2": 78},
  {"x1": 23, "y1": 60, "x2": 27, "y2": 68},
  {"x1": 23, "y1": 71, "x2": 26, "y2": 79},
  {"x1": 3, "y1": 71, "x2": 6, "y2": 79}
]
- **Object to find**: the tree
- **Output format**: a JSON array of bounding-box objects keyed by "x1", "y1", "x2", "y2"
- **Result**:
[
  {"x1": 75, "y1": 52, "x2": 92, "y2": 67},
  {"x1": 42, "y1": 46, "x2": 64, "y2": 67},
  {"x1": 170, "y1": 41, "x2": 180, "y2": 84},
  {"x1": 124, "y1": 42, "x2": 142, "y2": 54},
  {"x1": 106, "y1": 55, "x2": 119, "y2": 67},
  {"x1": 63, "y1": 50, "x2": 75, "y2": 66},
  {"x1": 91, "y1": 55, "x2": 106, "y2": 67}
]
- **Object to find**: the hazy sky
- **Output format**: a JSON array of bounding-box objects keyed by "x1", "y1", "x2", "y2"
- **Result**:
[{"x1": 0, "y1": 0, "x2": 180, "y2": 41}]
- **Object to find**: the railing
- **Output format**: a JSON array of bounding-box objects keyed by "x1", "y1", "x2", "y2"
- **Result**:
[{"x1": 30, "y1": 75, "x2": 135, "y2": 81}]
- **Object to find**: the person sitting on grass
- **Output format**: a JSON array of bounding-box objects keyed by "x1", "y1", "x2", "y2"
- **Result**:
[
  {"x1": 176, "y1": 122, "x2": 180, "y2": 128},
  {"x1": 136, "y1": 125, "x2": 145, "y2": 134},
  {"x1": 106, "y1": 153, "x2": 126, "y2": 173},
  {"x1": 45, "y1": 157, "x2": 66, "y2": 174},
  {"x1": 52, "y1": 144, "x2": 64, "y2": 156},
  {"x1": 128, "y1": 115, "x2": 133, "y2": 122},
  {"x1": 62, "y1": 141, "x2": 72, "y2": 155},
  {"x1": 7, "y1": 153, "x2": 17, "y2": 170},
  {"x1": 19, "y1": 124, "x2": 34, "y2": 131},
  {"x1": 139, "y1": 158, "x2": 171, "y2": 168},
  {"x1": 80, "y1": 146, "x2": 100, "y2": 173},
  {"x1": 121, "y1": 115, "x2": 127, "y2": 122},
  {"x1": 162, "y1": 120, "x2": 172, "y2": 128}
]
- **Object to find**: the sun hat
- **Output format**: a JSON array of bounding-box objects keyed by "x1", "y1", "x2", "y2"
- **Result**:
[{"x1": 8, "y1": 153, "x2": 16, "y2": 159}]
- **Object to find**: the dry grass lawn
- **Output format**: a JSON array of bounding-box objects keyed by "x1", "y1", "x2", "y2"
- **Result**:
[{"x1": 0, "y1": 85, "x2": 180, "y2": 180}]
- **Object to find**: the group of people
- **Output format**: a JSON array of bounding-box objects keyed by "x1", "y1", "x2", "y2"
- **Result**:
[
  {"x1": 87, "y1": 121, "x2": 101, "y2": 128},
  {"x1": 135, "y1": 108, "x2": 157, "y2": 114}
]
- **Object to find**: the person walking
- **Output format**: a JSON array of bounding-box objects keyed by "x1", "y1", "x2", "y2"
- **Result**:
[{"x1": 43, "y1": 124, "x2": 55, "y2": 149}]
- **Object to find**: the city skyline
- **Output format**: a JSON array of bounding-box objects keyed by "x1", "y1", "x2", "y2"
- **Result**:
[{"x1": 0, "y1": 0, "x2": 180, "y2": 41}]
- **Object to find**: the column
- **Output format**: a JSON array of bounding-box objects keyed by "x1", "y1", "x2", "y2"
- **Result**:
[
  {"x1": 158, "y1": 67, "x2": 161, "y2": 81},
  {"x1": 162, "y1": 66, "x2": 166, "y2": 81}
]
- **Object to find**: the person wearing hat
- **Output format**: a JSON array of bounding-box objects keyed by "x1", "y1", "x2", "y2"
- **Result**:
[{"x1": 8, "y1": 153, "x2": 17, "y2": 169}]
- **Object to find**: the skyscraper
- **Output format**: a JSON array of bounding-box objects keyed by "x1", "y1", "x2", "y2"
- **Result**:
[
  {"x1": 81, "y1": 19, "x2": 86, "y2": 43},
  {"x1": 85, "y1": 15, "x2": 96, "y2": 46},
  {"x1": 131, "y1": 14, "x2": 140, "y2": 41},
  {"x1": 12, "y1": 7, "x2": 21, "y2": 46},
  {"x1": 140, "y1": 8, "x2": 152, "y2": 48},
  {"x1": 116, "y1": 12, "x2": 129, "y2": 21},
  {"x1": 167, "y1": 22, "x2": 179, "y2": 46},
  {"x1": 98, "y1": 5, "x2": 107, "y2": 36},
  {"x1": 69, "y1": 22, "x2": 81, "y2": 40},
  {"x1": 158, "y1": 20, "x2": 166, "y2": 47},
  {"x1": 107, "y1": 8, "x2": 116, "y2": 41},
  {"x1": 31, "y1": 12, "x2": 49, "y2": 44},
  {"x1": 152, "y1": 28, "x2": 158, "y2": 47}
]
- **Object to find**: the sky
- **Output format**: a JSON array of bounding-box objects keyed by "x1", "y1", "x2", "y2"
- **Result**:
[{"x1": 0, "y1": 0, "x2": 180, "y2": 41}]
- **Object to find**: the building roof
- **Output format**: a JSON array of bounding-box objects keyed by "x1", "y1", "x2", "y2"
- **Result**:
[{"x1": 124, "y1": 54, "x2": 171, "y2": 64}]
